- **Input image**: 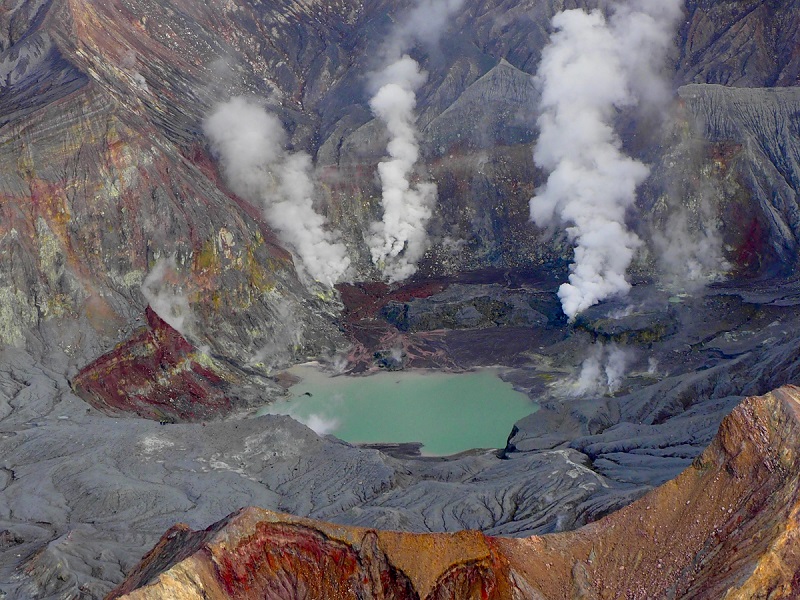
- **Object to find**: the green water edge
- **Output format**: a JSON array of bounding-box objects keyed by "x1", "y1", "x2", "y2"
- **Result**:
[{"x1": 255, "y1": 364, "x2": 539, "y2": 456}]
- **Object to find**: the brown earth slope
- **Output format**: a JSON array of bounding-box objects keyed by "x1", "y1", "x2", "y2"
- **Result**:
[{"x1": 108, "y1": 385, "x2": 800, "y2": 599}]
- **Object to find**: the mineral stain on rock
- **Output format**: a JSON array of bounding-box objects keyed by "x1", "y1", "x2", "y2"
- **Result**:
[{"x1": 71, "y1": 307, "x2": 233, "y2": 422}]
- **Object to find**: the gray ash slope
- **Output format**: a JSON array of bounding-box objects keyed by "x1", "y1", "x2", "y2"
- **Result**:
[
  {"x1": 7, "y1": 282, "x2": 800, "y2": 598},
  {"x1": 0, "y1": 0, "x2": 800, "y2": 598}
]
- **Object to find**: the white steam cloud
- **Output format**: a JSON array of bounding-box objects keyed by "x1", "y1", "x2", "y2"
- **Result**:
[
  {"x1": 368, "y1": 56, "x2": 436, "y2": 282},
  {"x1": 204, "y1": 97, "x2": 350, "y2": 287},
  {"x1": 262, "y1": 392, "x2": 343, "y2": 436},
  {"x1": 141, "y1": 257, "x2": 193, "y2": 337},
  {"x1": 571, "y1": 342, "x2": 632, "y2": 397},
  {"x1": 303, "y1": 414, "x2": 340, "y2": 436},
  {"x1": 368, "y1": 0, "x2": 464, "y2": 283},
  {"x1": 248, "y1": 301, "x2": 303, "y2": 373},
  {"x1": 653, "y1": 203, "x2": 731, "y2": 290},
  {"x1": 531, "y1": 1, "x2": 683, "y2": 320},
  {"x1": 388, "y1": 0, "x2": 468, "y2": 57}
]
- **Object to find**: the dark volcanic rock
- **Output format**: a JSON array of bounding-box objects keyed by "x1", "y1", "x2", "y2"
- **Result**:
[
  {"x1": 339, "y1": 273, "x2": 563, "y2": 372},
  {"x1": 574, "y1": 304, "x2": 679, "y2": 345},
  {"x1": 679, "y1": 84, "x2": 800, "y2": 272},
  {"x1": 424, "y1": 58, "x2": 539, "y2": 153},
  {"x1": 678, "y1": 0, "x2": 800, "y2": 87},
  {"x1": 381, "y1": 284, "x2": 548, "y2": 333}
]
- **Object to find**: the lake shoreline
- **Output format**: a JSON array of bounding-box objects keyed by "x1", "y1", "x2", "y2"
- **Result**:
[{"x1": 256, "y1": 363, "x2": 538, "y2": 457}]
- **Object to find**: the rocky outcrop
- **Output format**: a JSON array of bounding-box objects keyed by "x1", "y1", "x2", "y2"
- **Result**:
[
  {"x1": 109, "y1": 386, "x2": 800, "y2": 599},
  {"x1": 381, "y1": 284, "x2": 549, "y2": 333},
  {"x1": 69, "y1": 307, "x2": 281, "y2": 422},
  {"x1": 71, "y1": 307, "x2": 229, "y2": 421},
  {"x1": 679, "y1": 84, "x2": 800, "y2": 271},
  {"x1": 678, "y1": 0, "x2": 800, "y2": 87},
  {"x1": 337, "y1": 271, "x2": 564, "y2": 372}
]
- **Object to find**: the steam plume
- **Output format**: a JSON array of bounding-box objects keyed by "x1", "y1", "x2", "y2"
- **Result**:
[
  {"x1": 571, "y1": 342, "x2": 632, "y2": 396},
  {"x1": 204, "y1": 97, "x2": 350, "y2": 287},
  {"x1": 650, "y1": 131, "x2": 731, "y2": 289},
  {"x1": 531, "y1": 1, "x2": 682, "y2": 320},
  {"x1": 141, "y1": 257, "x2": 192, "y2": 337},
  {"x1": 368, "y1": 0, "x2": 464, "y2": 282},
  {"x1": 385, "y1": 0, "x2": 467, "y2": 60},
  {"x1": 653, "y1": 207, "x2": 730, "y2": 289}
]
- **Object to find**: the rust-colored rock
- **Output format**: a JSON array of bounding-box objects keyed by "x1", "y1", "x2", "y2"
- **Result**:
[
  {"x1": 71, "y1": 307, "x2": 233, "y2": 422},
  {"x1": 109, "y1": 386, "x2": 800, "y2": 599}
]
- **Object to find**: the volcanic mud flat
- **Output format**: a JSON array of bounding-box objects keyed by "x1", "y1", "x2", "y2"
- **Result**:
[{"x1": 256, "y1": 364, "x2": 538, "y2": 456}]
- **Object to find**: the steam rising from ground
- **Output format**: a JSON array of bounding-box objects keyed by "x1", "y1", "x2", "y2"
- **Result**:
[
  {"x1": 141, "y1": 257, "x2": 193, "y2": 337},
  {"x1": 531, "y1": 1, "x2": 683, "y2": 320},
  {"x1": 570, "y1": 343, "x2": 632, "y2": 396},
  {"x1": 204, "y1": 97, "x2": 350, "y2": 287},
  {"x1": 368, "y1": 57, "x2": 436, "y2": 282},
  {"x1": 650, "y1": 132, "x2": 732, "y2": 289},
  {"x1": 367, "y1": 0, "x2": 464, "y2": 282},
  {"x1": 248, "y1": 301, "x2": 303, "y2": 373},
  {"x1": 263, "y1": 392, "x2": 343, "y2": 436},
  {"x1": 385, "y1": 0, "x2": 467, "y2": 58},
  {"x1": 654, "y1": 206, "x2": 731, "y2": 289},
  {"x1": 304, "y1": 414, "x2": 340, "y2": 435}
]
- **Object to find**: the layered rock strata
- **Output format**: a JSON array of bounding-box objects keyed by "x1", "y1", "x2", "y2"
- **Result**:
[
  {"x1": 70, "y1": 307, "x2": 270, "y2": 422},
  {"x1": 1, "y1": 0, "x2": 798, "y2": 360}
]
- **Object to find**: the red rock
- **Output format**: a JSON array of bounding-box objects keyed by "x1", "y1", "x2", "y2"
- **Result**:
[{"x1": 71, "y1": 307, "x2": 233, "y2": 422}]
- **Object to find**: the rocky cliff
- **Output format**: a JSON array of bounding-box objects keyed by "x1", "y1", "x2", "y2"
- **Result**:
[
  {"x1": 0, "y1": 0, "x2": 348, "y2": 369},
  {"x1": 679, "y1": 84, "x2": 800, "y2": 272},
  {"x1": 109, "y1": 385, "x2": 800, "y2": 599}
]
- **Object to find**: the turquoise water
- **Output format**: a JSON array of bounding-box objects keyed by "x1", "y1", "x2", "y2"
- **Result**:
[{"x1": 256, "y1": 365, "x2": 537, "y2": 456}]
